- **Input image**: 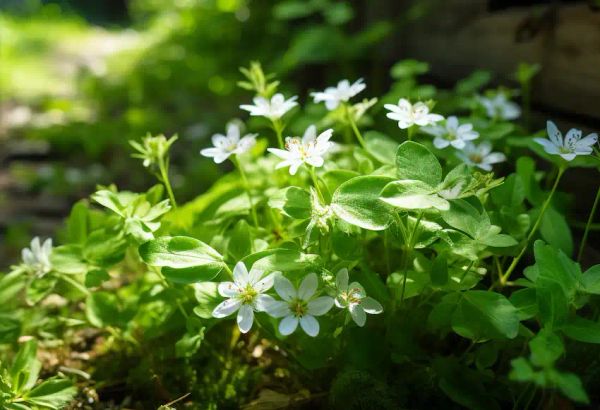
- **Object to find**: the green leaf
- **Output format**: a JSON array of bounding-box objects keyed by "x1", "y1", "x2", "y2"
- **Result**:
[
  {"x1": 396, "y1": 141, "x2": 442, "y2": 187},
  {"x1": 24, "y1": 378, "x2": 77, "y2": 410},
  {"x1": 85, "y1": 292, "x2": 121, "y2": 328},
  {"x1": 10, "y1": 339, "x2": 41, "y2": 394},
  {"x1": 560, "y1": 316, "x2": 600, "y2": 344},
  {"x1": 0, "y1": 271, "x2": 26, "y2": 306},
  {"x1": 65, "y1": 200, "x2": 89, "y2": 244},
  {"x1": 332, "y1": 175, "x2": 395, "y2": 231},
  {"x1": 581, "y1": 265, "x2": 600, "y2": 294},
  {"x1": 540, "y1": 207, "x2": 573, "y2": 256},
  {"x1": 268, "y1": 187, "x2": 311, "y2": 220},
  {"x1": 242, "y1": 249, "x2": 320, "y2": 274},
  {"x1": 175, "y1": 327, "x2": 205, "y2": 358},
  {"x1": 380, "y1": 180, "x2": 449, "y2": 211},
  {"x1": 509, "y1": 288, "x2": 538, "y2": 320},
  {"x1": 548, "y1": 370, "x2": 589, "y2": 404},
  {"x1": 83, "y1": 229, "x2": 127, "y2": 267},
  {"x1": 452, "y1": 291, "x2": 520, "y2": 340},
  {"x1": 529, "y1": 328, "x2": 563, "y2": 367},
  {"x1": 430, "y1": 253, "x2": 449, "y2": 286},
  {"x1": 193, "y1": 282, "x2": 220, "y2": 319},
  {"x1": 25, "y1": 275, "x2": 58, "y2": 305},
  {"x1": 50, "y1": 245, "x2": 88, "y2": 275},
  {"x1": 84, "y1": 269, "x2": 110, "y2": 288},
  {"x1": 139, "y1": 236, "x2": 224, "y2": 283},
  {"x1": 363, "y1": 131, "x2": 399, "y2": 165},
  {"x1": 227, "y1": 220, "x2": 252, "y2": 261},
  {"x1": 0, "y1": 313, "x2": 21, "y2": 343}
]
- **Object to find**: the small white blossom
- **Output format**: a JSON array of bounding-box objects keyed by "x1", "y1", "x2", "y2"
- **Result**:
[
  {"x1": 22, "y1": 237, "x2": 53, "y2": 277},
  {"x1": 422, "y1": 116, "x2": 479, "y2": 150},
  {"x1": 212, "y1": 262, "x2": 277, "y2": 334},
  {"x1": 311, "y1": 78, "x2": 366, "y2": 110},
  {"x1": 352, "y1": 97, "x2": 378, "y2": 120},
  {"x1": 200, "y1": 123, "x2": 257, "y2": 164},
  {"x1": 334, "y1": 269, "x2": 382, "y2": 327},
  {"x1": 533, "y1": 120, "x2": 598, "y2": 161},
  {"x1": 263, "y1": 273, "x2": 334, "y2": 337},
  {"x1": 240, "y1": 93, "x2": 298, "y2": 120},
  {"x1": 479, "y1": 94, "x2": 520, "y2": 120},
  {"x1": 456, "y1": 142, "x2": 506, "y2": 171},
  {"x1": 267, "y1": 126, "x2": 334, "y2": 175},
  {"x1": 384, "y1": 98, "x2": 444, "y2": 129}
]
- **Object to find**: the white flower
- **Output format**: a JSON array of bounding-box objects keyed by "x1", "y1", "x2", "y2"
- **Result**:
[
  {"x1": 267, "y1": 126, "x2": 334, "y2": 175},
  {"x1": 384, "y1": 98, "x2": 444, "y2": 129},
  {"x1": 352, "y1": 97, "x2": 378, "y2": 120},
  {"x1": 200, "y1": 123, "x2": 257, "y2": 164},
  {"x1": 22, "y1": 237, "x2": 53, "y2": 277},
  {"x1": 334, "y1": 269, "x2": 382, "y2": 327},
  {"x1": 311, "y1": 78, "x2": 366, "y2": 110},
  {"x1": 456, "y1": 142, "x2": 506, "y2": 171},
  {"x1": 533, "y1": 120, "x2": 598, "y2": 161},
  {"x1": 263, "y1": 273, "x2": 334, "y2": 337},
  {"x1": 212, "y1": 262, "x2": 277, "y2": 334},
  {"x1": 479, "y1": 94, "x2": 520, "y2": 120},
  {"x1": 240, "y1": 93, "x2": 298, "y2": 120},
  {"x1": 422, "y1": 116, "x2": 479, "y2": 149}
]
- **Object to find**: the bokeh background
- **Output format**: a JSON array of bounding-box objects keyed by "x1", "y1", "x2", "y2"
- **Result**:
[{"x1": 2, "y1": 0, "x2": 600, "y2": 267}]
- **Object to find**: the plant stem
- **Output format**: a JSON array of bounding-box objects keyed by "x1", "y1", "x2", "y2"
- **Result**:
[
  {"x1": 158, "y1": 158, "x2": 177, "y2": 209},
  {"x1": 500, "y1": 167, "x2": 565, "y2": 286},
  {"x1": 577, "y1": 185, "x2": 600, "y2": 262},
  {"x1": 400, "y1": 211, "x2": 423, "y2": 303},
  {"x1": 344, "y1": 104, "x2": 366, "y2": 148},
  {"x1": 309, "y1": 166, "x2": 324, "y2": 202},
  {"x1": 407, "y1": 126, "x2": 416, "y2": 141},
  {"x1": 232, "y1": 155, "x2": 259, "y2": 228},
  {"x1": 272, "y1": 119, "x2": 284, "y2": 149}
]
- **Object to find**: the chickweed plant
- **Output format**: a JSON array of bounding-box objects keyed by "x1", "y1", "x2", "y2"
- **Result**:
[{"x1": 2, "y1": 60, "x2": 600, "y2": 409}]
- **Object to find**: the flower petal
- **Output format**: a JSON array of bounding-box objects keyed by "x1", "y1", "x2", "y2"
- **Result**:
[
  {"x1": 274, "y1": 275, "x2": 297, "y2": 301},
  {"x1": 233, "y1": 261, "x2": 249, "y2": 286},
  {"x1": 218, "y1": 281, "x2": 240, "y2": 297},
  {"x1": 279, "y1": 315, "x2": 299, "y2": 335},
  {"x1": 212, "y1": 298, "x2": 242, "y2": 318},
  {"x1": 564, "y1": 128, "x2": 582, "y2": 148},
  {"x1": 254, "y1": 272, "x2": 276, "y2": 293},
  {"x1": 546, "y1": 121, "x2": 563, "y2": 146},
  {"x1": 307, "y1": 296, "x2": 334, "y2": 316},
  {"x1": 361, "y1": 297, "x2": 383, "y2": 314},
  {"x1": 298, "y1": 273, "x2": 318, "y2": 300},
  {"x1": 299, "y1": 315, "x2": 320, "y2": 337},
  {"x1": 350, "y1": 304, "x2": 366, "y2": 327},
  {"x1": 260, "y1": 296, "x2": 290, "y2": 317},
  {"x1": 237, "y1": 304, "x2": 254, "y2": 333}
]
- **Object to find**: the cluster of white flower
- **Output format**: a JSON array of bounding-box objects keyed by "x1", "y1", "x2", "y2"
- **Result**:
[{"x1": 212, "y1": 263, "x2": 383, "y2": 336}]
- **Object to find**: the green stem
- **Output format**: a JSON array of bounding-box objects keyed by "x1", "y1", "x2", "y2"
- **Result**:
[
  {"x1": 232, "y1": 156, "x2": 259, "y2": 228},
  {"x1": 309, "y1": 166, "x2": 324, "y2": 202},
  {"x1": 400, "y1": 211, "x2": 423, "y2": 303},
  {"x1": 500, "y1": 167, "x2": 565, "y2": 286},
  {"x1": 577, "y1": 185, "x2": 600, "y2": 262},
  {"x1": 407, "y1": 126, "x2": 416, "y2": 141},
  {"x1": 158, "y1": 158, "x2": 177, "y2": 209},
  {"x1": 272, "y1": 119, "x2": 284, "y2": 149},
  {"x1": 344, "y1": 104, "x2": 366, "y2": 148}
]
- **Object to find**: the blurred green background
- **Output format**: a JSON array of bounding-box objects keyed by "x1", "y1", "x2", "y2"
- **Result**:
[{"x1": 1, "y1": 0, "x2": 413, "y2": 264}]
